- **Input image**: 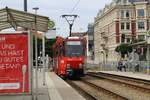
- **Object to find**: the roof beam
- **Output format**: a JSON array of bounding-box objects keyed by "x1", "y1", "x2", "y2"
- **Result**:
[
  {"x1": 6, "y1": 7, "x2": 18, "y2": 30},
  {"x1": 0, "y1": 7, "x2": 49, "y2": 32}
]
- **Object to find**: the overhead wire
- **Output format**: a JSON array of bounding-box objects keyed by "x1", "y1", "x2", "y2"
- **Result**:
[{"x1": 70, "y1": 0, "x2": 81, "y2": 13}]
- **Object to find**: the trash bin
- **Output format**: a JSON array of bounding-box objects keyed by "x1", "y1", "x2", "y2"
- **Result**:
[
  {"x1": 144, "y1": 63, "x2": 150, "y2": 74},
  {"x1": 147, "y1": 66, "x2": 150, "y2": 74},
  {"x1": 144, "y1": 65, "x2": 148, "y2": 74}
]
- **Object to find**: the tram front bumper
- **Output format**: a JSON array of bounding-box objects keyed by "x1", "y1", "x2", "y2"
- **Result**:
[{"x1": 66, "y1": 68, "x2": 84, "y2": 77}]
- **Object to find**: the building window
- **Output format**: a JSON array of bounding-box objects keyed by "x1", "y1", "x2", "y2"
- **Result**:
[
  {"x1": 126, "y1": 22, "x2": 130, "y2": 30},
  {"x1": 126, "y1": 10, "x2": 130, "y2": 18},
  {"x1": 126, "y1": 38, "x2": 130, "y2": 43},
  {"x1": 121, "y1": 34, "x2": 125, "y2": 43},
  {"x1": 121, "y1": 10, "x2": 124, "y2": 18},
  {"x1": 121, "y1": 22, "x2": 125, "y2": 30},
  {"x1": 138, "y1": 21, "x2": 145, "y2": 30},
  {"x1": 149, "y1": 10, "x2": 150, "y2": 17},
  {"x1": 137, "y1": 9, "x2": 145, "y2": 17},
  {"x1": 123, "y1": 0, "x2": 128, "y2": 4},
  {"x1": 138, "y1": 35, "x2": 145, "y2": 41},
  {"x1": 121, "y1": 10, "x2": 130, "y2": 18}
]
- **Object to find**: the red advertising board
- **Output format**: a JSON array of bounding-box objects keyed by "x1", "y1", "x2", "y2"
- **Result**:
[{"x1": 0, "y1": 34, "x2": 29, "y2": 93}]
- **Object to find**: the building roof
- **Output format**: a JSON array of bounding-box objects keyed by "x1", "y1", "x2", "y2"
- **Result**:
[
  {"x1": 0, "y1": 7, "x2": 49, "y2": 32},
  {"x1": 71, "y1": 32, "x2": 87, "y2": 37},
  {"x1": 97, "y1": 0, "x2": 150, "y2": 18}
]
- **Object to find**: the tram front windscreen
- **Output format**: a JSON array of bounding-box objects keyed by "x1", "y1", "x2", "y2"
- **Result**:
[{"x1": 65, "y1": 41, "x2": 84, "y2": 57}]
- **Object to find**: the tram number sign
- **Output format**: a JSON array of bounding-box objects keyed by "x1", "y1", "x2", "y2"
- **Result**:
[{"x1": 0, "y1": 34, "x2": 29, "y2": 93}]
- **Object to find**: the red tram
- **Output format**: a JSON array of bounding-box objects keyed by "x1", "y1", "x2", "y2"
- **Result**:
[{"x1": 52, "y1": 36, "x2": 86, "y2": 78}]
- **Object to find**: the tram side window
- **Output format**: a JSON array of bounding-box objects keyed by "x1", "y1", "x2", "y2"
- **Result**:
[
  {"x1": 83, "y1": 44, "x2": 86, "y2": 56},
  {"x1": 60, "y1": 46, "x2": 64, "y2": 56},
  {"x1": 56, "y1": 48, "x2": 59, "y2": 57},
  {"x1": 83, "y1": 48, "x2": 85, "y2": 56}
]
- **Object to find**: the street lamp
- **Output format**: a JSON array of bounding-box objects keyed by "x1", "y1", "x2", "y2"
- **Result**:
[
  {"x1": 33, "y1": 7, "x2": 46, "y2": 86},
  {"x1": 33, "y1": 7, "x2": 39, "y2": 14},
  {"x1": 61, "y1": 14, "x2": 78, "y2": 37},
  {"x1": 24, "y1": 0, "x2": 27, "y2": 12}
]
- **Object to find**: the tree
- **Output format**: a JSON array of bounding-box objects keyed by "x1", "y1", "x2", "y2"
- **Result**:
[
  {"x1": 45, "y1": 38, "x2": 56, "y2": 57},
  {"x1": 115, "y1": 43, "x2": 133, "y2": 58}
]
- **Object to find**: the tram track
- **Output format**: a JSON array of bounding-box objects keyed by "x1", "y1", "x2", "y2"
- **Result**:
[
  {"x1": 66, "y1": 80, "x2": 97, "y2": 100},
  {"x1": 85, "y1": 72, "x2": 150, "y2": 100},
  {"x1": 87, "y1": 72, "x2": 150, "y2": 93},
  {"x1": 66, "y1": 79, "x2": 128, "y2": 100}
]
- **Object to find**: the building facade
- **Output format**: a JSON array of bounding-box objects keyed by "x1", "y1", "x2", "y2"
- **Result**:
[
  {"x1": 87, "y1": 23, "x2": 94, "y2": 59},
  {"x1": 94, "y1": 0, "x2": 150, "y2": 63}
]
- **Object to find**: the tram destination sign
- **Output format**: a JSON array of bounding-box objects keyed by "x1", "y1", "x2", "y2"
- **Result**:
[{"x1": 0, "y1": 34, "x2": 29, "y2": 93}]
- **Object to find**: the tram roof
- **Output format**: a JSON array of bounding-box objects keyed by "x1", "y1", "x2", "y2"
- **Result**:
[
  {"x1": 0, "y1": 7, "x2": 49, "y2": 32},
  {"x1": 67, "y1": 37, "x2": 80, "y2": 39}
]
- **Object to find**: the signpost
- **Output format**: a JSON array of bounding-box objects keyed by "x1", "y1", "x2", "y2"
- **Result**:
[{"x1": 0, "y1": 33, "x2": 29, "y2": 93}]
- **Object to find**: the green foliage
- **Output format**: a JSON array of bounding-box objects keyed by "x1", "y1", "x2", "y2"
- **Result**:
[
  {"x1": 115, "y1": 43, "x2": 133, "y2": 58},
  {"x1": 45, "y1": 38, "x2": 56, "y2": 57},
  {"x1": 32, "y1": 37, "x2": 56, "y2": 60},
  {"x1": 33, "y1": 37, "x2": 42, "y2": 60},
  {"x1": 128, "y1": 45, "x2": 133, "y2": 53}
]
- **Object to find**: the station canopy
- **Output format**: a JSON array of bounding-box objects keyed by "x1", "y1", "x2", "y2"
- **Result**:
[{"x1": 0, "y1": 7, "x2": 49, "y2": 32}]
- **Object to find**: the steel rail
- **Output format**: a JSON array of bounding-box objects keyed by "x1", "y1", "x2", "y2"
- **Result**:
[
  {"x1": 87, "y1": 72, "x2": 150, "y2": 93},
  {"x1": 81, "y1": 79, "x2": 128, "y2": 100},
  {"x1": 66, "y1": 80, "x2": 97, "y2": 100},
  {"x1": 67, "y1": 79, "x2": 128, "y2": 100}
]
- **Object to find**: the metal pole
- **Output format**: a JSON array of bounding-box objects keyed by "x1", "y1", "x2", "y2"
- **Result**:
[
  {"x1": 33, "y1": 7, "x2": 39, "y2": 100},
  {"x1": 99, "y1": 52, "x2": 101, "y2": 71},
  {"x1": 29, "y1": 30, "x2": 34, "y2": 100},
  {"x1": 148, "y1": 46, "x2": 150, "y2": 74},
  {"x1": 34, "y1": 34, "x2": 38, "y2": 100},
  {"x1": 42, "y1": 35, "x2": 46, "y2": 85},
  {"x1": 24, "y1": 0, "x2": 27, "y2": 12},
  {"x1": 69, "y1": 24, "x2": 73, "y2": 37},
  {"x1": 61, "y1": 15, "x2": 78, "y2": 37}
]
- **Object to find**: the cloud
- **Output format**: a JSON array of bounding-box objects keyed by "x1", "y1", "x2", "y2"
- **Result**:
[{"x1": 0, "y1": 0, "x2": 111, "y2": 36}]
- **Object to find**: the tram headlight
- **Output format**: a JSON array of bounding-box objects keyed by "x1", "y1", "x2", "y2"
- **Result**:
[
  {"x1": 66, "y1": 64, "x2": 71, "y2": 69},
  {"x1": 79, "y1": 63, "x2": 83, "y2": 69},
  {"x1": 61, "y1": 60, "x2": 64, "y2": 64}
]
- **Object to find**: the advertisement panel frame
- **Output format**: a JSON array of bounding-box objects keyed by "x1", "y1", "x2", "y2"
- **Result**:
[{"x1": 0, "y1": 31, "x2": 32, "y2": 95}]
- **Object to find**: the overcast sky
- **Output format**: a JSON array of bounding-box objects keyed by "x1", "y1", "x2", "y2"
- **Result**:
[{"x1": 0, "y1": 0, "x2": 111, "y2": 37}]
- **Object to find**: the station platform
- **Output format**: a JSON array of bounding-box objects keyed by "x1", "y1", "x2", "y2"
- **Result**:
[
  {"x1": 46, "y1": 72, "x2": 85, "y2": 100},
  {"x1": 97, "y1": 71, "x2": 150, "y2": 81},
  {"x1": 0, "y1": 71, "x2": 85, "y2": 100}
]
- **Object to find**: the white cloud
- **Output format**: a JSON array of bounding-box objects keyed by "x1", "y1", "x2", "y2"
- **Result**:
[{"x1": 0, "y1": 0, "x2": 111, "y2": 37}]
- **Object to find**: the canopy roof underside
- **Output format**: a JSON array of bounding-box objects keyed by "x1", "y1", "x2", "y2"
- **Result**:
[{"x1": 0, "y1": 7, "x2": 49, "y2": 32}]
